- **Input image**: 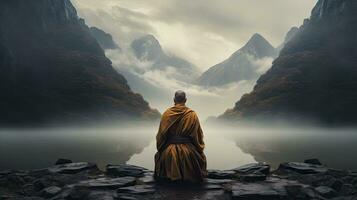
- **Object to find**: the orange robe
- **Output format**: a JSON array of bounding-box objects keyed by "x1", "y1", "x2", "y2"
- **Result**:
[{"x1": 154, "y1": 103, "x2": 207, "y2": 182}]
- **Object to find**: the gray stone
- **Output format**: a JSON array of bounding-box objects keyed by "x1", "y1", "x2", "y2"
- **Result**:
[
  {"x1": 55, "y1": 158, "x2": 73, "y2": 165},
  {"x1": 233, "y1": 163, "x2": 270, "y2": 175},
  {"x1": 48, "y1": 162, "x2": 97, "y2": 174},
  {"x1": 278, "y1": 162, "x2": 328, "y2": 174},
  {"x1": 41, "y1": 186, "x2": 62, "y2": 198},
  {"x1": 239, "y1": 172, "x2": 267, "y2": 182},
  {"x1": 208, "y1": 170, "x2": 237, "y2": 179},
  {"x1": 118, "y1": 185, "x2": 156, "y2": 195},
  {"x1": 340, "y1": 184, "x2": 356, "y2": 196},
  {"x1": 230, "y1": 183, "x2": 282, "y2": 200},
  {"x1": 106, "y1": 164, "x2": 146, "y2": 178},
  {"x1": 304, "y1": 159, "x2": 322, "y2": 165},
  {"x1": 74, "y1": 177, "x2": 136, "y2": 189},
  {"x1": 138, "y1": 173, "x2": 155, "y2": 184},
  {"x1": 119, "y1": 196, "x2": 138, "y2": 200},
  {"x1": 206, "y1": 178, "x2": 234, "y2": 185},
  {"x1": 87, "y1": 191, "x2": 118, "y2": 200},
  {"x1": 315, "y1": 186, "x2": 337, "y2": 198}
]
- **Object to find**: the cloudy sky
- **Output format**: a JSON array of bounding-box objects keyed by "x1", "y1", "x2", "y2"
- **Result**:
[{"x1": 72, "y1": 0, "x2": 317, "y2": 69}]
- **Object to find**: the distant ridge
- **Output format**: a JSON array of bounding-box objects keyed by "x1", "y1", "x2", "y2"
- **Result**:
[{"x1": 196, "y1": 33, "x2": 277, "y2": 87}]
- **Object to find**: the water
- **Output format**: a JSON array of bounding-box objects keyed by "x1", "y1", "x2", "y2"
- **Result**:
[{"x1": 1, "y1": 123, "x2": 357, "y2": 171}]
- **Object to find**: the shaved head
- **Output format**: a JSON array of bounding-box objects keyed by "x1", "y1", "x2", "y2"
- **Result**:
[{"x1": 174, "y1": 90, "x2": 186, "y2": 104}]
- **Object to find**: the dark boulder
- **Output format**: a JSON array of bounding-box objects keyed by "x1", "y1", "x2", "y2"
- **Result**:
[
  {"x1": 106, "y1": 164, "x2": 147, "y2": 178},
  {"x1": 55, "y1": 158, "x2": 73, "y2": 165},
  {"x1": 315, "y1": 186, "x2": 337, "y2": 198},
  {"x1": 48, "y1": 162, "x2": 98, "y2": 174},
  {"x1": 278, "y1": 162, "x2": 328, "y2": 174},
  {"x1": 304, "y1": 159, "x2": 322, "y2": 166}
]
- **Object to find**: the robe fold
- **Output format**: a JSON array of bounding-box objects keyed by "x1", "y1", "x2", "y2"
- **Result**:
[{"x1": 154, "y1": 103, "x2": 207, "y2": 182}]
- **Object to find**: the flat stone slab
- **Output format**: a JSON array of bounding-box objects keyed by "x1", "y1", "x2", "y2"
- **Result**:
[
  {"x1": 118, "y1": 185, "x2": 156, "y2": 195},
  {"x1": 233, "y1": 163, "x2": 270, "y2": 175},
  {"x1": 278, "y1": 162, "x2": 328, "y2": 174},
  {"x1": 315, "y1": 186, "x2": 337, "y2": 198},
  {"x1": 41, "y1": 186, "x2": 62, "y2": 197},
  {"x1": 48, "y1": 162, "x2": 97, "y2": 174},
  {"x1": 229, "y1": 178, "x2": 310, "y2": 200},
  {"x1": 87, "y1": 190, "x2": 118, "y2": 200},
  {"x1": 206, "y1": 178, "x2": 234, "y2": 185},
  {"x1": 106, "y1": 164, "x2": 146, "y2": 178},
  {"x1": 74, "y1": 177, "x2": 136, "y2": 189},
  {"x1": 239, "y1": 172, "x2": 267, "y2": 182},
  {"x1": 208, "y1": 170, "x2": 237, "y2": 179},
  {"x1": 230, "y1": 183, "x2": 282, "y2": 200}
]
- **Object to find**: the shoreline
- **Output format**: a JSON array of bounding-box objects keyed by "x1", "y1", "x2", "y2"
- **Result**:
[{"x1": 1, "y1": 159, "x2": 356, "y2": 199}]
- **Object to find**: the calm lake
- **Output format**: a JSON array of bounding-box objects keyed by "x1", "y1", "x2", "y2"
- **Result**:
[{"x1": 1, "y1": 123, "x2": 357, "y2": 171}]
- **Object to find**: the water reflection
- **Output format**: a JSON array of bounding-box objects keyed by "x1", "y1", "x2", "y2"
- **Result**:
[{"x1": 1, "y1": 123, "x2": 357, "y2": 171}]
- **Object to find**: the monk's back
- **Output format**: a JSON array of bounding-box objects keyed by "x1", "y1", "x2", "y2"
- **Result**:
[{"x1": 154, "y1": 91, "x2": 207, "y2": 182}]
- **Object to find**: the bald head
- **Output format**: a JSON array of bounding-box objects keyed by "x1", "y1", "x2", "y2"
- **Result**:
[{"x1": 174, "y1": 90, "x2": 187, "y2": 104}]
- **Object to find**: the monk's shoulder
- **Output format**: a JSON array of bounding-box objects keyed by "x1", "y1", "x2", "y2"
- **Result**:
[{"x1": 185, "y1": 108, "x2": 199, "y2": 118}]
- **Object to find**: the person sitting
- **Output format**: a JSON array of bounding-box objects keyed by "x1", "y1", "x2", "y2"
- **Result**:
[{"x1": 154, "y1": 90, "x2": 207, "y2": 182}]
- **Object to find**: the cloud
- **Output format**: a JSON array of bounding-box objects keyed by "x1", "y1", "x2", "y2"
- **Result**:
[{"x1": 72, "y1": 0, "x2": 317, "y2": 69}]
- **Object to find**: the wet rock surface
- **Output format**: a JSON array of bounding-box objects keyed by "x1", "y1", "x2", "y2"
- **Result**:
[{"x1": 1, "y1": 159, "x2": 356, "y2": 199}]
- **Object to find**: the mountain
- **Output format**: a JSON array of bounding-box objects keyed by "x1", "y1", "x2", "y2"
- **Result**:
[
  {"x1": 89, "y1": 26, "x2": 119, "y2": 50},
  {"x1": 277, "y1": 27, "x2": 299, "y2": 52},
  {"x1": 0, "y1": 0, "x2": 159, "y2": 125},
  {"x1": 131, "y1": 34, "x2": 201, "y2": 83},
  {"x1": 221, "y1": 0, "x2": 357, "y2": 124},
  {"x1": 196, "y1": 33, "x2": 278, "y2": 87}
]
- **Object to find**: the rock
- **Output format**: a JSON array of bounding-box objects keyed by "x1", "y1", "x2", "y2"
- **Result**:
[
  {"x1": 233, "y1": 163, "x2": 270, "y2": 175},
  {"x1": 87, "y1": 190, "x2": 118, "y2": 200},
  {"x1": 203, "y1": 184, "x2": 223, "y2": 190},
  {"x1": 206, "y1": 178, "x2": 234, "y2": 185},
  {"x1": 106, "y1": 164, "x2": 146, "y2": 178},
  {"x1": 229, "y1": 183, "x2": 282, "y2": 200},
  {"x1": 41, "y1": 186, "x2": 62, "y2": 198},
  {"x1": 55, "y1": 158, "x2": 73, "y2": 165},
  {"x1": 138, "y1": 172, "x2": 155, "y2": 184},
  {"x1": 74, "y1": 177, "x2": 136, "y2": 189},
  {"x1": 278, "y1": 162, "x2": 328, "y2": 174},
  {"x1": 315, "y1": 186, "x2": 337, "y2": 198},
  {"x1": 117, "y1": 185, "x2": 156, "y2": 195},
  {"x1": 48, "y1": 162, "x2": 98, "y2": 174},
  {"x1": 239, "y1": 172, "x2": 267, "y2": 182},
  {"x1": 22, "y1": 183, "x2": 38, "y2": 196},
  {"x1": 208, "y1": 170, "x2": 237, "y2": 179},
  {"x1": 340, "y1": 184, "x2": 356, "y2": 196},
  {"x1": 119, "y1": 196, "x2": 138, "y2": 200},
  {"x1": 330, "y1": 179, "x2": 344, "y2": 191},
  {"x1": 304, "y1": 159, "x2": 322, "y2": 165}
]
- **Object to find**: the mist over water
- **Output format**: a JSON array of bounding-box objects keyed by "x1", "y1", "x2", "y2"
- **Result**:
[{"x1": 1, "y1": 122, "x2": 357, "y2": 171}]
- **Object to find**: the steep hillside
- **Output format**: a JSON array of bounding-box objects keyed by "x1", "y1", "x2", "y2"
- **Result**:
[
  {"x1": 0, "y1": 0, "x2": 159, "y2": 125},
  {"x1": 221, "y1": 0, "x2": 357, "y2": 124}
]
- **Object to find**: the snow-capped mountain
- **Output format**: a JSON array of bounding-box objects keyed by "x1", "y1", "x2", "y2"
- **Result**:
[{"x1": 196, "y1": 33, "x2": 278, "y2": 87}]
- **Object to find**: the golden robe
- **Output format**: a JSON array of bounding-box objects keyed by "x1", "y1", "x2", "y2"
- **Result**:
[{"x1": 154, "y1": 103, "x2": 207, "y2": 182}]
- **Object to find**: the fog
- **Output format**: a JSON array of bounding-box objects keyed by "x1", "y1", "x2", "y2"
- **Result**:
[
  {"x1": 2, "y1": 122, "x2": 357, "y2": 171},
  {"x1": 106, "y1": 48, "x2": 274, "y2": 120}
]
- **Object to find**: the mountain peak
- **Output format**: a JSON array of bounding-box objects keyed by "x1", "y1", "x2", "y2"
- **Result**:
[
  {"x1": 131, "y1": 34, "x2": 163, "y2": 61},
  {"x1": 239, "y1": 33, "x2": 277, "y2": 58}
]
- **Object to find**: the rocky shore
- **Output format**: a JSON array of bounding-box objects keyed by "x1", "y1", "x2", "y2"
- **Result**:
[{"x1": 1, "y1": 159, "x2": 356, "y2": 200}]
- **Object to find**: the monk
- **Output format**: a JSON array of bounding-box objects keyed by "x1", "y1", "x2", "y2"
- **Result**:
[{"x1": 154, "y1": 90, "x2": 207, "y2": 182}]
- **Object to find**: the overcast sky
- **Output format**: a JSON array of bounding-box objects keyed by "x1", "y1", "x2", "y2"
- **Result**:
[{"x1": 73, "y1": 0, "x2": 317, "y2": 70}]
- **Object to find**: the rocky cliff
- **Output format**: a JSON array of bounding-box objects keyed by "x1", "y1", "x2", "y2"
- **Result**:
[
  {"x1": 0, "y1": 0, "x2": 159, "y2": 125},
  {"x1": 221, "y1": 0, "x2": 357, "y2": 124},
  {"x1": 89, "y1": 27, "x2": 119, "y2": 50}
]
